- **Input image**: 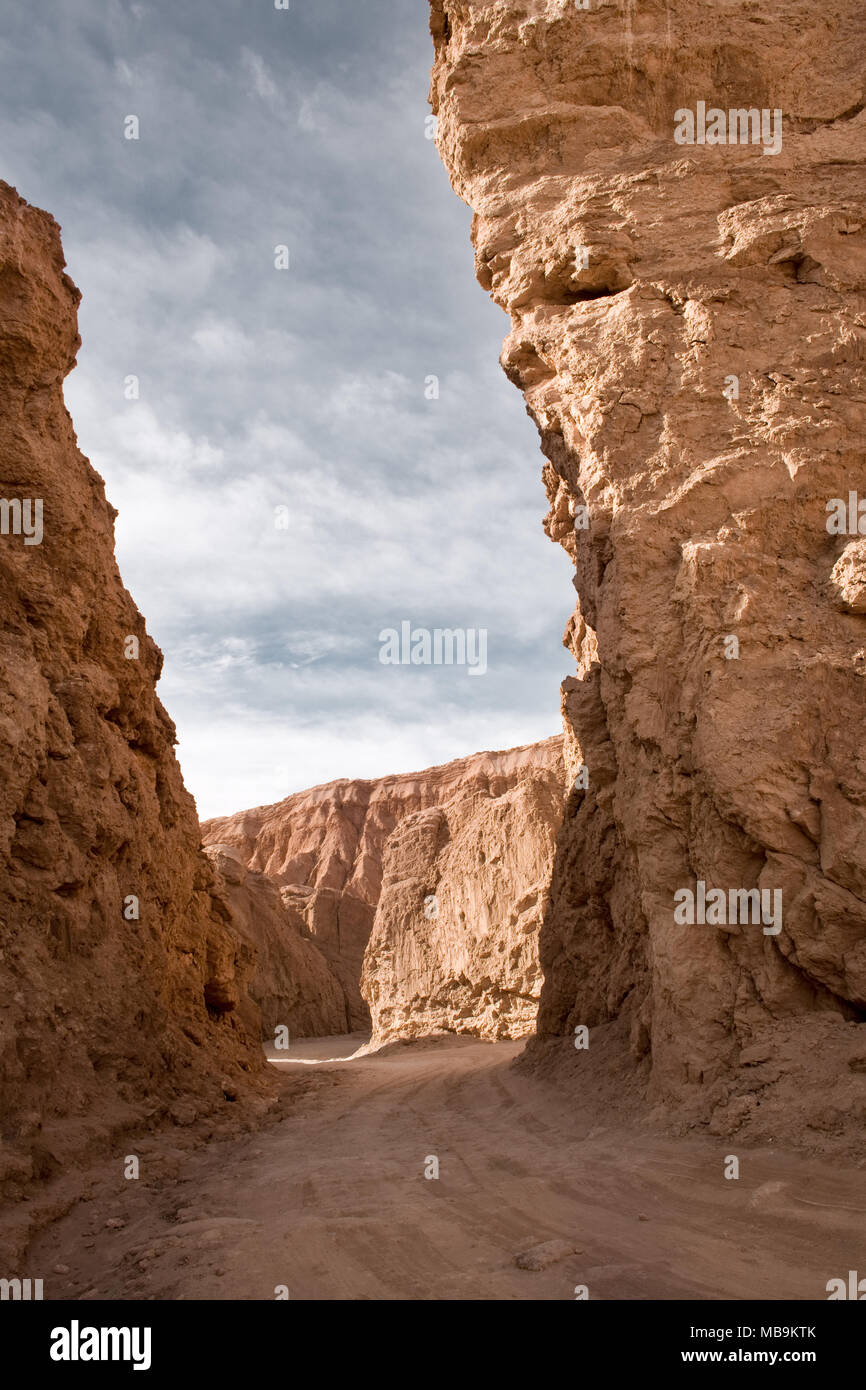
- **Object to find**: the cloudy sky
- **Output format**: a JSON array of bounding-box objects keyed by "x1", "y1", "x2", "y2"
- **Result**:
[{"x1": 0, "y1": 0, "x2": 573, "y2": 819}]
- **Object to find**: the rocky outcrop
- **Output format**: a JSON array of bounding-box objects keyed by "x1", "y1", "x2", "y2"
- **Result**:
[
  {"x1": 203, "y1": 739, "x2": 564, "y2": 1030},
  {"x1": 205, "y1": 845, "x2": 348, "y2": 1039},
  {"x1": 363, "y1": 759, "x2": 564, "y2": 1040},
  {"x1": 0, "y1": 183, "x2": 271, "y2": 1203},
  {"x1": 428, "y1": 1, "x2": 866, "y2": 1143}
]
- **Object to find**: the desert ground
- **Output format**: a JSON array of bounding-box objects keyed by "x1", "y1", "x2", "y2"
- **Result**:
[{"x1": 27, "y1": 1036, "x2": 865, "y2": 1302}]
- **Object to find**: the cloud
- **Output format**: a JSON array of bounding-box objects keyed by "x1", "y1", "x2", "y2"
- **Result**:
[
  {"x1": 240, "y1": 48, "x2": 282, "y2": 112},
  {"x1": 1, "y1": 0, "x2": 574, "y2": 819}
]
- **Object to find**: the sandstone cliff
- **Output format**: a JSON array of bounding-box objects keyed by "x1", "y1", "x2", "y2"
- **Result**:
[
  {"x1": 363, "y1": 760, "x2": 565, "y2": 1040},
  {"x1": 428, "y1": 0, "x2": 866, "y2": 1144},
  {"x1": 205, "y1": 845, "x2": 349, "y2": 1039},
  {"x1": 203, "y1": 739, "x2": 564, "y2": 1032},
  {"x1": 0, "y1": 183, "x2": 271, "y2": 1204}
]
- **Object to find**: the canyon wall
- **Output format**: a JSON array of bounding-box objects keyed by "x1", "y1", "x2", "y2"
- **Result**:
[
  {"x1": 363, "y1": 760, "x2": 564, "y2": 1040},
  {"x1": 205, "y1": 845, "x2": 349, "y2": 1039},
  {"x1": 428, "y1": 0, "x2": 866, "y2": 1144},
  {"x1": 0, "y1": 183, "x2": 272, "y2": 1205},
  {"x1": 203, "y1": 739, "x2": 564, "y2": 1033}
]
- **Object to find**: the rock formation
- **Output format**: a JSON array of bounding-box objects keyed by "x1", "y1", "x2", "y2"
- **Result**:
[
  {"x1": 363, "y1": 754, "x2": 565, "y2": 1040},
  {"x1": 203, "y1": 739, "x2": 564, "y2": 1033},
  {"x1": 0, "y1": 183, "x2": 271, "y2": 1205},
  {"x1": 428, "y1": 0, "x2": 866, "y2": 1142},
  {"x1": 205, "y1": 845, "x2": 348, "y2": 1039}
]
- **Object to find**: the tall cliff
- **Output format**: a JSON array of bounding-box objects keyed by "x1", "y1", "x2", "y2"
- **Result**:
[
  {"x1": 0, "y1": 183, "x2": 271, "y2": 1204},
  {"x1": 203, "y1": 738, "x2": 564, "y2": 1032},
  {"x1": 363, "y1": 756, "x2": 564, "y2": 1041},
  {"x1": 428, "y1": 1, "x2": 866, "y2": 1143}
]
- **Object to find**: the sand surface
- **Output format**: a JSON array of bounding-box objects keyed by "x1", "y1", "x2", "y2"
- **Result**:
[{"x1": 28, "y1": 1036, "x2": 866, "y2": 1301}]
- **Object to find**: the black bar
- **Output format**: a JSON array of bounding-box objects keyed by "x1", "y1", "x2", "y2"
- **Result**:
[{"x1": 1, "y1": 1299, "x2": 859, "y2": 1377}]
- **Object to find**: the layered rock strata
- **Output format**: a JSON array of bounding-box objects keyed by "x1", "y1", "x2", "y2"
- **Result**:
[{"x1": 428, "y1": 0, "x2": 866, "y2": 1142}]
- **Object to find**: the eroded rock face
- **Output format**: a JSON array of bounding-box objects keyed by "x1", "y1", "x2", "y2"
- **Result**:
[
  {"x1": 0, "y1": 184, "x2": 271, "y2": 1201},
  {"x1": 203, "y1": 739, "x2": 564, "y2": 1031},
  {"x1": 205, "y1": 845, "x2": 348, "y2": 1040},
  {"x1": 428, "y1": 1, "x2": 866, "y2": 1141},
  {"x1": 363, "y1": 754, "x2": 565, "y2": 1040}
]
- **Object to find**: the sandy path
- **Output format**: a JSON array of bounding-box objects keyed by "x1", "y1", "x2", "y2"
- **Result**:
[{"x1": 29, "y1": 1036, "x2": 866, "y2": 1301}]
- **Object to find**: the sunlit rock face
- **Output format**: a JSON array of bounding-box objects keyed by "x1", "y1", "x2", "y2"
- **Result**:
[
  {"x1": 363, "y1": 742, "x2": 565, "y2": 1041},
  {"x1": 428, "y1": 0, "x2": 866, "y2": 1145},
  {"x1": 0, "y1": 183, "x2": 272, "y2": 1203},
  {"x1": 204, "y1": 740, "x2": 564, "y2": 1033}
]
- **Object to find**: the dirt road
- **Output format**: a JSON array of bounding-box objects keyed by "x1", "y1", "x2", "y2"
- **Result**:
[{"x1": 29, "y1": 1035, "x2": 865, "y2": 1300}]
